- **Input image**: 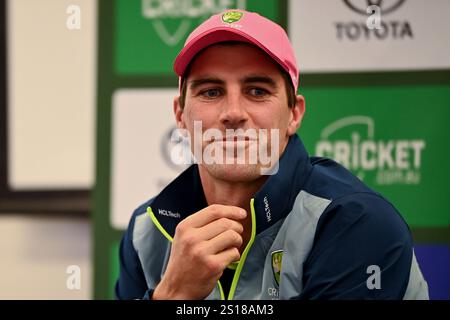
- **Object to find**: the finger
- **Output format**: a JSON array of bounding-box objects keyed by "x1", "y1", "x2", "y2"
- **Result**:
[
  {"x1": 183, "y1": 204, "x2": 246, "y2": 228},
  {"x1": 215, "y1": 247, "x2": 241, "y2": 268},
  {"x1": 197, "y1": 218, "x2": 244, "y2": 241},
  {"x1": 205, "y1": 230, "x2": 243, "y2": 255}
]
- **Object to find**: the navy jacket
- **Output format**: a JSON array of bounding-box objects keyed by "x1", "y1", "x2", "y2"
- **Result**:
[{"x1": 116, "y1": 135, "x2": 429, "y2": 300}]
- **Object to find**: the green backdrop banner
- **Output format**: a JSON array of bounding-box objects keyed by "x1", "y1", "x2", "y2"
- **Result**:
[
  {"x1": 299, "y1": 84, "x2": 450, "y2": 227},
  {"x1": 115, "y1": 0, "x2": 281, "y2": 75}
]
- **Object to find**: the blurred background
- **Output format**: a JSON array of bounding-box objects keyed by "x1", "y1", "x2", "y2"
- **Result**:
[{"x1": 0, "y1": 0, "x2": 448, "y2": 300}]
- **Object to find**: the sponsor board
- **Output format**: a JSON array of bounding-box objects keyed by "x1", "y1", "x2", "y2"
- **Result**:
[
  {"x1": 110, "y1": 89, "x2": 184, "y2": 229},
  {"x1": 299, "y1": 84, "x2": 450, "y2": 227},
  {"x1": 290, "y1": 0, "x2": 450, "y2": 72}
]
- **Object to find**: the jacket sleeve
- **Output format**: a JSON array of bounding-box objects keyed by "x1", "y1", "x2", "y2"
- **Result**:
[
  {"x1": 115, "y1": 206, "x2": 151, "y2": 300},
  {"x1": 297, "y1": 192, "x2": 415, "y2": 300}
]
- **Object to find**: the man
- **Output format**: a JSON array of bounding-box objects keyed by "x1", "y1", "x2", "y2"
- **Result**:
[{"x1": 116, "y1": 9, "x2": 429, "y2": 300}]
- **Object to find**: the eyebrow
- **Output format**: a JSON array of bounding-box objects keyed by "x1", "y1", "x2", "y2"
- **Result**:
[
  {"x1": 189, "y1": 78, "x2": 224, "y2": 91},
  {"x1": 242, "y1": 75, "x2": 278, "y2": 89},
  {"x1": 188, "y1": 74, "x2": 278, "y2": 91}
]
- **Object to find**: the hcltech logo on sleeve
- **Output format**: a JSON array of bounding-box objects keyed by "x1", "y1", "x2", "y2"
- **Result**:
[
  {"x1": 336, "y1": 0, "x2": 413, "y2": 40},
  {"x1": 315, "y1": 116, "x2": 425, "y2": 186}
]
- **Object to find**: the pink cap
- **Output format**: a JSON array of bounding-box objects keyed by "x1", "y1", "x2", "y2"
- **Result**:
[{"x1": 173, "y1": 9, "x2": 299, "y2": 92}]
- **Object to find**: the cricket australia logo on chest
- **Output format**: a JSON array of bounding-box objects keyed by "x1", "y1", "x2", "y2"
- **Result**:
[
  {"x1": 266, "y1": 250, "x2": 283, "y2": 299},
  {"x1": 271, "y1": 250, "x2": 283, "y2": 285}
]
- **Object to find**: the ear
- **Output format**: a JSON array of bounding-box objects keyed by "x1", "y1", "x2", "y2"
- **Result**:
[
  {"x1": 287, "y1": 95, "x2": 306, "y2": 136},
  {"x1": 173, "y1": 96, "x2": 186, "y2": 129}
]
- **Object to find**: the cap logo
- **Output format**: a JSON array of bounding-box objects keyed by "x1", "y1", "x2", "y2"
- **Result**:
[{"x1": 222, "y1": 11, "x2": 243, "y2": 23}]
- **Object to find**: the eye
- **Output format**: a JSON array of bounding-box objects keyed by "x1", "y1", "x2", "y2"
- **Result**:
[
  {"x1": 200, "y1": 89, "x2": 221, "y2": 99},
  {"x1": 248, "y1": 87, "x2": 269, "y2": 97}
]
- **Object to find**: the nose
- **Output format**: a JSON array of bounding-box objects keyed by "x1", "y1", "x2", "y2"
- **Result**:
[{"x1": 219, "y1": 89, "x2": 248, "y2": 129}]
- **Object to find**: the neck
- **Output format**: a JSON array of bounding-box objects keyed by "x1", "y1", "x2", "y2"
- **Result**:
[{"x1": 199, "y1": 167, "x2": 267, "y2": 209}]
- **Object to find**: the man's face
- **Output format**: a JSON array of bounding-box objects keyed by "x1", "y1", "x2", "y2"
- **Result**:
[{"x1": 174, "y1": 43, "x2": 304, "y2": 182}]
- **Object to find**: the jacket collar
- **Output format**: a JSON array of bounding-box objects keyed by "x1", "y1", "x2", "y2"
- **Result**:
[{"x1": 149, "y1": 134, "x2": 312, "y2": 237}]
